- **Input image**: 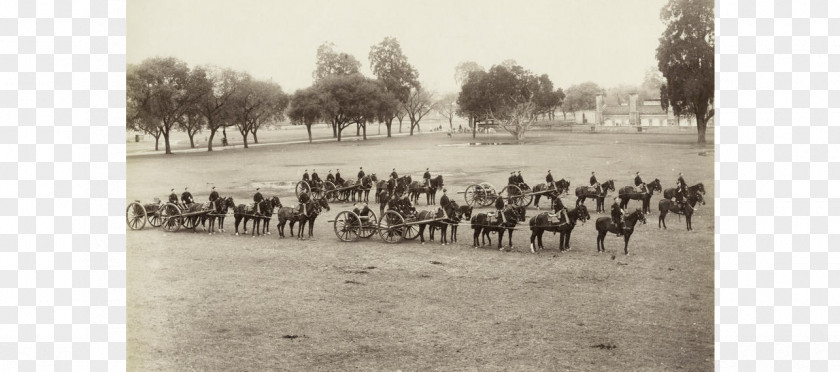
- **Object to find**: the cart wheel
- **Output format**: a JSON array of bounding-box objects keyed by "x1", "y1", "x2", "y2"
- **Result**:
[
  {"x1": 480, "y1": 183, "x2": 497, "y2": 207},
  {"x1": 295, "y1": 181, "x2": 311, "y2": 199},
  {"x1": 403, "y1": 217, "x2": 421, "y2": 240},
  {"x1": 334, "y1": 211, "x2": 360, "y2": 242},
  {"x1": 501, "y1": 184, "x2": 526, "y2": 206},
  {"x1": 126, "y1": 202, "x2": 147, "y2": 230},
  {"x1": 182, "y1": 214, "x2": 200, "y2": 230},
  {"x1": 378, "y1": 210, "x2": 406, "y2": 243},
  {"x1": 323, "y1": 181, "x2": 337, "y2": 201},
  {"x1": 357, "y1": 211, "x2": 377, "y2": 238},
  {"x1": 463, "y1": 184, "x2": 481, "y2": 207},
  {"x1": 522, "y1": 194, "x2": 534, "y2": 207},
  {"x1": 147, "y1": 206, "x2": 162, "y2": 227},
  {"x1": 160, "y1": 203, "x2": 182, "y2": 232}
]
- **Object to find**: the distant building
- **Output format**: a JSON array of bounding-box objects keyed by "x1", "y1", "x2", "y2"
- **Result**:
[{"x1": 594, "y1": 94, "x2": 693, "y2": 127}]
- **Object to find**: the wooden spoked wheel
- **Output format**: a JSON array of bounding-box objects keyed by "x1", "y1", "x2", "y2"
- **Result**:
[
  {"x1": 402, "y1": 217, "x2": 421, "y2": 240},
  {"x1": 323, "y1": 181, "x2": 337, "y2": 201},
  {"x1": 479, "y1": 182, "x2": 497, "y2": 206},
  {"x1": 126, "y1": 202, "x2": 146, "y2": 230},
  {"x1": 182, "y1": 213, "x2": 200, "y2": 230},
  {"x1": 500, "y1": 184, "x2": 526, "y2": 207},
  {"x1": 295, "y1": 181, "x2": 311, "y2": 199},
  {"x1": 147, "y1": 206, "x2": 162, "y2": 227},
  {"x1": 333, "y1": 211, "x2": 360, "y2": 242},
  {"x1": 160, "y1": 203, "x2": 182, "y2": 232},
  {"x1": 357, "y1": 211, "x2": 377, "y2": 238},
  {"x1": 378, "y1": 210, "x2": 406, "y2": 244}
]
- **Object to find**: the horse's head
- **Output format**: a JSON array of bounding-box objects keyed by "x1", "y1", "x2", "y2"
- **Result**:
[
  {"x1": 652, "y1": 179, "x2": 662, "y2": 193},
  {"x1": 691, "y1": 191, "x2": 706, "y2": 206},
  {"x1": 575, "y1": 204, "x2": 591, "y2": 223},
  {"x1": 317, "y1": 197, "x2": 330, "y2": 212},
  {"x1": 558, "y1": 179, "x2": 570, "y2": 193},
  {"x1": 505, "y1": 205, "x2": 526, "y2": 222},
  {"x1": 435, "y1": 175, "x2": 444, "y2": 189},
  {"x1": 445, "y1": 201, "x2": 459, "y2": 217},
  {"x1": 631, "y1": 208, "x2": 646, "y2": 225},
  {"x1": 459, "y1": 205, "x2": 473, "y2": 220},
  {"x1": 270, "y1": 196, "x2": 282, "y2": 209},
  {"x1": 696, "y1": 183, "x2": 706, "y2": 195},
  {"x1": 224, "y1": 197, "x2": 236, "y2": 210},
  {"x1": 606, "y1": 179, "x2": 615, "y2": 191},
  {"x1": 370, "y1": 174, "x2": 378, "y2": 183}
]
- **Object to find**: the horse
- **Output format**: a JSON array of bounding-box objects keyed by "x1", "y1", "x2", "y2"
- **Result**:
[
  {"x1": 470, "y1": 205, "x2": 526, "y2": 251},
  {"x1": 529, "y1": 204, "x2": 590, "y2": 253},
  {"x1": 391, "y1": 175, "x2": 412, "y2": 198},
  {"x1": 575, "y1": 179, "x2": 614, "y2": 212},
  {"x1": 356, "y1": 174, "x2": 376, "y2": 203},
  {"x1": 378, "y1": 190, "x2": 391, "y2": 216},
  {"x1": 663, "y1": 182, "x2": 706, "y2": 200},
  {"x1": 201, "y1": 196, "x2": 236, "y2": 234},
  {"x1": 446, "y1": 205, "x2": 473, "y2": 243},
  {"x1": 532, "y1": 179, "x2": 570, "y2": 209},
  {"x1": 255, "y1": 196, "x2": 281, "y2": 235},
  {"x1": 337, "y1": 179, "x2": 358, "y2": 202},
  {"x1": 595, "y1": 208, "x2": 646, "y2": 255},
  {"x1": 181, "y1": 201, "x2": 213, "y2": 233},
  {"x1": 618, "y1": 179, "x2": 662, "y2": 214},
  {"x1": 415, "y1": 200, "x2": 460, "y2": 245},
  {"x1": 233, "y1": 196, "x2": 280, "y2": 236},
  {"x1": 658, "y1": 191, "x2": 705, "y2": 231},
  {"x1": 409, "y1": 175, "x2": 444, "y2": 205},
  {"x1": 294, "y1": 197, "x2": 331, "y2": 240},
  {"x1": 375, "y1": 179, "x2": 388, "y2": 202}
]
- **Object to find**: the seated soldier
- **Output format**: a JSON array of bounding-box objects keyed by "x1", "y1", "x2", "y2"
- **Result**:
[
  {"x1": 610, "y1": 197, "x2": 625, "y2": 236},
  {"x1": 326, "y1": 170, "x2": 335, "y2": 184},
  {"x1": 311, "y1": 169, "x2": 322, "y2": 188},
  {"x1": 516, "y1": 171, "x2": 528, "y2": 189},
  {"x1": 551, "y1": 197, "x2": 569, "y2": 225},
  {"x1": 253, "y1": 188, "x2": 264, "y2": 214},
  {"x1": 302, "y1": 169, "x2": 310, "y2": 184},
  {"x1": 181, "y1": 187, "x2": 194, "y2": 207},
  {"x1": 352, "y1": 202, "x2": 372, "y2": 224},
  {"x1": 386, "y1": 195, "x2": 400, "y2": 212},
  {"x1": 590, "y1": 172, "x2": 601, "y2": 194},
  {"x1": 507, "y1": 172, "x2": 517, "y2": 186},
  {"x1": 297, "y1": 191, "x2": 310, "y2": 216},
  {"x1": 168, "y1": 188, "x2": 179, "y2": 206},
  {"x1": 335, "y1": 169, "x2": 344, "y2": 185},
  {"x1": 494, "y1": 197, "x2": 507, "y2": 224},
  {"x1": 634, "y1": 172, "x2": 647, "y2": 193},
  {"x1": 546, "y1": 170, "x2": 555, "y2": 192}
]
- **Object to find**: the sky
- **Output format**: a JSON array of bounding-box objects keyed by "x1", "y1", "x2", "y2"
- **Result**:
[{"x1": 128, "y1": 0, "x2": 668, "y2": 94}]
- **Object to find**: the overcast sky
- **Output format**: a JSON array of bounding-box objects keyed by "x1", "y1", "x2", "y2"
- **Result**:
[{"x1": 128, "y1": 0, "x2": 668, "y2": 94}]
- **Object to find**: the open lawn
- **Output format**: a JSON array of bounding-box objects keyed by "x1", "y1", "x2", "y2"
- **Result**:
[{"x1": 128, "y1": 130, "x2": 714, "y2": 371}]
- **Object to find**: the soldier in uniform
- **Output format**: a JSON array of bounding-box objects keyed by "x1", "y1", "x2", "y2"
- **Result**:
[
  {"x1": 552, "y1": 194, "x2": 569, "y2": 225},
  {"x1": 634, "y1": 172, "x2": 647, "y2": 193},
  {"x1": 326, "y1": 170, "x2": 335, "y2": 183},
  {"x1": 590, "y1": 171, "x2": 601, "y2": 194},
  {"x1": 302, "y1": 169, "x2": 310, "y2": 184},
  {"x1": 335, "y1": 169, "x2": 344, "y2": 185},
  {"x1": 209, "y1": 186, "x2": 219, "y2": 202},
  {"x1": 352, "y1": 202, "x2": 373, "y2": 225},
  {"x1": 508, "y1": 172, "x2": 517, "y2": 186},
  {"x1": 168, "y1": 188, "x2": 179, "y2": 206},
  {"x1": 611, "y1": 196, "x2": 625, "y2": 236},
  {"x1": 387, "y1": 174, "x2": 397, "y2": 196},
  {"x1": 297, "y1": 191, "x2": 310, "y2": 216},
  {"x1": 516, "y1": 171, "x2": 528, "y2": 189},
  {"x1": 386, "y1": 194, "x2": 401, "y2": 212},
  {"x1": 423, "y1": 168, "x2": 431, "y2": 188},
  {"x1": 357, "y1": 167, "x2": 365, "y2": 181},
  {"x1": 546, "y1": 170, "x2": 555, "y2": 192},
  {"x1": 439, "y1": 188, "x2": 451, "y2": 219},
  {"x1": 253, "y1": 187, "x2": 264, "y2": 214},
  {"x1": 390, "y1": 168, "x2": 398, "y2": 180},
  {"x1": 675, "y1": 172, "x2": 688, "y2": 210},
  {"x1": 311, "y1": 169, "x2": 322, "y2": 188},
  {"x1": 181, "y1": 187, "x2": 194, "y2": 207},
  {"x1": 494, "y1": 195, "x2": 507, "y2": 224}
]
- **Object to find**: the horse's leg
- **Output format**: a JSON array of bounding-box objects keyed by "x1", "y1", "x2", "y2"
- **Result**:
[
  {"x1": 309, "y1": 217, "x2": 315, "y2": 237},
  {"x1": 473, "y1": 228, "x2": 480, "y2": 247},
  {"x1": 418, "y1": 224, "x2": 426, "y2": 244},
  {"x1": 624, "y1": 234, "x2": 630, "y2": 255},
  {"x1": 529, "y1": 230, "x2": 537, "y2": 253},
  {"x1": 441, "y1": 225, "x2": 448, "y2": 245},
  {"x1": 234, "y1": 216, "x2": 241, "y2": 235},
  {"x1": 659, "y1": 211, "x2": 667, "y2": 229},
  {"x1": 507, "y1": 229, "x2": 514, "y2": 249}
]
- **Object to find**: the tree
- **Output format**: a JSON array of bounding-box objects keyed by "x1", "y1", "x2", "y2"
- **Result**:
[
  {"x1": 403, "y1": 87, "x2": 435, "y2": 135},
  {"x1": 369, "y1": 37, "x2": 420, "y2": 137},
  {"x1": 532, "y1": 74, "x2": 563, "y2": 120},
  {"x1": 230, "y1": 76, "x2": 288, "y2": 148},
  {"x1": 177, "y1": 106, "x2": 204, "y2": 148},
  {"x1": 287, "y1": 87, "x2": 325, "y2": 143},
  {"x1": 456, "y1": 69, "x2": 491, "y2": 138},
  {"x1": 656, "y1": 0, "x2": 714, "y2": 143},
  {"x1": 433, "y1": 93, "x2": 459, "y2": 132},
  {"x1": 641, "y1": 66, "x2": 666, "y2": 101},
  {"x1": 126, "y1": 57, "x2": 198, "y2": 154},
  {"x1": 453, "y1": 61, "x2": 485, "y2": 87},
  {"x1": 563, "y1": 82, "x2": 604, "y2": 120},
  {"x1": 313, "y1": 42, "x2": 362, "y2": 82},
  {"x1": 192, "y1": 66, "x2": 241, "y2": 152},
  {"x1": 126, "y1": 64, "x2": 163, "y2": 151},
  {"x1": 315, "y1": 74, "x2": 388, "y2": 141}
]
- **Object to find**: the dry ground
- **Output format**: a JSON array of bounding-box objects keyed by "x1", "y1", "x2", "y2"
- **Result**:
[{"x1": 128, "y1": 129, "x2": 714, "y2": 371}]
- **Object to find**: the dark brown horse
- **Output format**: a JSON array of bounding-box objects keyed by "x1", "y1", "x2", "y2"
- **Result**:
[
  {"x1": 294, "y1": 197, "x2": 331, "y2": 240},
  {"x1": 201, "y1": 196, "x2": 236, "y2": 234},
  {"x1": 409, "y1": 175, "x2": 444, "y2": 205},
  {"x1": 356, "y1": 174, "x2": 376, "y2": 203},
  {"x1": 445, "y1": 205, "x2": 473, "y2": 244},
  {"x1": 575, "y1": 179, "x2": 614, "y2": 212},
  {"x1": 663, "y1": 182, "x2": 706, "y2": 199},
  {"x1": 618, "y1": 179, "x2": 662, "y2": 214},
  {"x1": 415, "y1": 200, "x2": 460, "y2": 245},
  {"x1": 233, "y1": 196, "x2": 280, "y2": 236},
  {"x1": 595, "y1": 208, "x2": 646, "y2": 255},
  {"x1": 658, "y1": 191, "x2": 705, "y2": 231},
  {"x1": 529, "y1": 204, "x2": 590, "y2": 253},
  {"x1": 532, "y1": 179, "x2": 570, "y2": 209},
  {"x1": 470, "y1": 205, "x2": 526, "y2": 250}
]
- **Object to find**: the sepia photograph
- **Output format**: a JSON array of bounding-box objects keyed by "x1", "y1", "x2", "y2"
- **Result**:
[{"x1": 126, "y1": 0, "x2": 714, "y2": 370}]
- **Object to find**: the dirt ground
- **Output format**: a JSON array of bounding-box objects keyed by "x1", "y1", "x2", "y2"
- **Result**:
[{"x1": 127, "y1": 129, "x2": 714, "y2": 371}]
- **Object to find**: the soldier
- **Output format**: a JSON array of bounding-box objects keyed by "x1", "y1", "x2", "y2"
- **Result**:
[
  {"x1": 423, "y1": 168, "x2": 431, "y2": 188},
  {"x1": 611, "y1": 196, "x2": 625, "y2": 236},
  {"x1": 168, "y1": 188, "x2": 179, "y2": 205},
  {"x1": 181, "y1": 187, "x2": 194, "y2": 207},
  {"x1": 386, "y1": 193, "x2": 401, "y2": 212},
  {"x1": 516, "y1": 171, "x2": 528, "y2": 189},
  {"x1": 326, "y1": 170, "x2": 335, "y2": 183},
  {"x1": 634, "y1": 171, "x2": 647, "y2": 193},
  {"x1": 439, "y1": 188, "x2": 451, "y2": 219},
  {"x1": 494, "y1": 195, "x2": 507, "y2": 224},
  {"x1": 401, "y1": 194, "x2": 413, "y2": 216},
  {"x1": 352, "y1": 202, "x2": 373, "y2": 225},
  {"x1": 390, "y1": 168, "x2": 398, "y2": 180},
  {"x1": 590, "y1": 171, "x2": 601, "y2": 194},
  {"x1": 546, "y1": 170, "x2": 556, "y2": 192},
  {"x1": 302, "y1": 169, "x2": 310, "y2": 183},
  {"x1": 311, "y1": 169, "x2": 322, "y2": 188},
  {"x1": 335, "y1": 169, "x2": 344, "y2": 185},
  {"x1": 552, "y1": 195, "x2": 569, "y2": 225},
  {"x1": 253, "y1": 187, "x2": 264, "y2": 214},
  {"x1": 508, "y1": 171, "x2": 517, "y2": 186},
  {"x1": 297, "y1": 191, "x2": 310, "y2": 216},
  {"x1": 357, "y1": 167, "x2": 365, "y2": 180},
  {"x1": 209, "y1": 186, "x2": 219, "y2": 202},
  {"x1": 675, "y1": 172, "x2": 688, "y2": 210}
]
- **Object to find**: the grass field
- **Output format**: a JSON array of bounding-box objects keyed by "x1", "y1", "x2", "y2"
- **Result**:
[{"x1": 127, "y1": 130, "x2": 714, "y2": 371}]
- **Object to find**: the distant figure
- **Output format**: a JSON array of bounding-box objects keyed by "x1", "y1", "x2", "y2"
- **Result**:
[
  {"x1": 546, "y1": 170, "x2": 555, "y2": 191},
  {"x1": 423, "y1": 168, "x2": 431, "y2": 188},
  {"x1": 611, "y1": 197, "x2": 625, "y2": 236},
  {"x1": 357, "y1": 167, "x2": 365, "y2": 180},
  {"x1": 590, "y1": 171, "x2": 601, "y2": 194},
  {"x1": 335, "y1": 169, "x2": 344, "y2": 185},
  {"x1": 253, "y1": 188, "x2": 264, "y2": 214},
  {"x1": 209, "y1": 186, "x2": 219, "y2": 202},
  {"x1": 634, "y1": 172, "x2": 647, "y2": 193},
  {"x1": 302, "y1": 169, "x2": 310, "y2": 182},
  {"x1": 181, "y1": 187, "x2": 194, "y2": 206},
  {"x1": 326, "y1": 170, "x2": 335, "y2": 183}
]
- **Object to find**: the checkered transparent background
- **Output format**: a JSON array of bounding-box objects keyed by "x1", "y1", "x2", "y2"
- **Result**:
[{"x1": 0, "y1": 0, "x2": 837, "y2": 370}]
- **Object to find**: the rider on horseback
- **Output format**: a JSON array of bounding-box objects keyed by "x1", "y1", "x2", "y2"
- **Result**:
[
  {"x1": 390, "y1": 168, "x2": 398, "y2": 180},
  {"x1": 552, "y1": 196, "x2": 569, "y2": 225},
  {"x1": 209, "y1": 186, "x2": 219, "y2": 202},
  {"x1": 253, "y1": 188, "x2": 264, "y2": 214},
  {"x1": 297, "y1": 191, "x2": 310, "y2": 216},
  {"x1": 546, "y1": 170, "x2": 555, "y2": 192},
  {"x1": 590, "y1": 172, "x2": 601, "y2": 194},
  {"x1": 495, "y1": 196, "x2": 507, "y2": 224},
  {"x1": 439, "y1": 188, "x2": 451, "y2": 220},
  {"x1": 335, "y1": 169, "x2": 344, "y2": 185},
  {"x1": 423, "y1": 168, "x2": 431, "y2": 188},
  {"x1": 357, "y1": 167, "x2": 365, "y2": 181},
  {"x1": 634, "y1": 172, "x2": 648, "y2": 193},
  {"x1": 611, "y1": 196, "x2": 625, "y2": 236},
  {"x1": 674, "y1": 172, "x2": 688, "y2": 211}
]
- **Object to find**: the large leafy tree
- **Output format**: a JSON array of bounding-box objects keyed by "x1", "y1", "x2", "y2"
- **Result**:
[
  {"x1": 315, "y1": 74, "x2": 389, "y2": 141},
  {"x1": 126, "y1": 57, "x2": 199, "y2": 154},
  {"x1": 562, "y1": 82, "x2": 604, "y2": 120},
  {"x1": 229, "y1": 75, "x2": 288, "y2": 148},
  {"x1": 403, "y1": 87, "x2": 435, "y2": 135},
  {"x1": 287, "y1": 87, "x2": 326, "y2": 143},
  {"x1": 126, "y1": 63, "x2": 163, "y2": 151},
  {"x1": 453, "y1": 61, "x2": 485, "y2": 87},
  {"x1": 191, "y1": 66, "x2": 241, "y2": 152},
  {"x1": 369, "y1": 37, "x2": 420, "y2": 137},
  {"x1": 313, "y1": 42, "x2": 362, "y2": 82},
  {"x1": 532, "y1": 74, "x2": 563, "y2": 120},
  {"x1": 656, "y1": 0, "x2": 714, "y2": 143}
]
